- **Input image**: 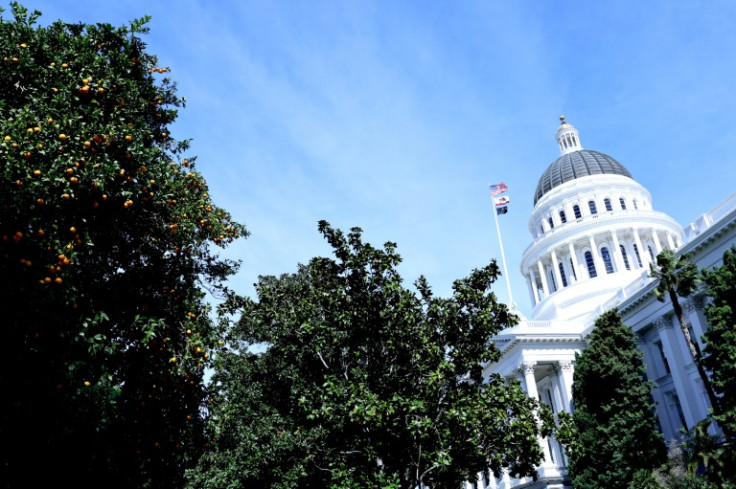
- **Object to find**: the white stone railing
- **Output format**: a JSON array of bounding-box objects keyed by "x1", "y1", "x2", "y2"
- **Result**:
[
  {"x1": 707, "y1": 192, "x2": 736, "y2": 224},
  {"x1": 683, "y1": 192, "x2": 736, "y2": 243}
]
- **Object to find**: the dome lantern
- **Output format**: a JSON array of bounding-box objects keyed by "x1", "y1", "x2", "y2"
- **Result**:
[{"x1": 556, "y1": 115, "x2": 582, "y2": 155}]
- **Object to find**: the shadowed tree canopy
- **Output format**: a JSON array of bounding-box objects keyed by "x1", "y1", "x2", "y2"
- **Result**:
[
  {"x1": 702, "y1": 245, "x2": 736, "y2": 444},
  {"x1": 557, "y1": 309, "x2": 666, "y2": 489},
  {"x1": 188, "y1": 221, "x2": 553, "y2": 489},
  {"x1": 0, "y1": 4, "x2": 246, "y2": 488}
]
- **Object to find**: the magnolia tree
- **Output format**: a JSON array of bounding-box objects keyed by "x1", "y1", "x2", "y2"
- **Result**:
[
  {"x1": 0, "y1": 4, "x2": 245, "y2": 488},
  {"x1": 188, "y1": 222, "x2": 553, "y2": 489}
]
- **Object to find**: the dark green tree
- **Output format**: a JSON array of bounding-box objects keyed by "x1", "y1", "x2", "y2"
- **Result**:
[
  {"x1": 650, "y1": 250, "x2": 721, "y2": 416},
  {"x1": 0, "y1": 4, "x2": 245, "y2": 488},
  {"x1": 697, "y1": 245, "x2": 736, "y2": 487},
  {"x1": 702, "y1": 245, "x2": 736, "y2": 438},
  {"x1": 188, "y1": 222, "x2": 552, "y2": 489},
  {"x1": 559, "y1": 309, "x2": 666, "y2": 489}
]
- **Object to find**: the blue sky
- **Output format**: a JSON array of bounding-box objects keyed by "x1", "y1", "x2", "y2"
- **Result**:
[{"x1": 19, "y1": 1, "x2": 736, "y2": 318}]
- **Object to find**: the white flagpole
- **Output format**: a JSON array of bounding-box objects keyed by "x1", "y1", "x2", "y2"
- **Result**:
[{"x1": 491, "y1": 187, "x2": 514, "y2": 309}]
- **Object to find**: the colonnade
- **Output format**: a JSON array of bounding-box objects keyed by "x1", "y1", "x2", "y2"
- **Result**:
[
  {"x1": 525, "y1": 226, "x2": 680, "y2": 306},
  {"x1": 468, "y1": 360, "x2": 575, "y2": 489}
]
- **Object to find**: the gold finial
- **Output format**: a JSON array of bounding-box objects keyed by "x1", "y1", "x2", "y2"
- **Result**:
[{"x1": 560, "y1": 115, "x2": 566, "y2": 123}]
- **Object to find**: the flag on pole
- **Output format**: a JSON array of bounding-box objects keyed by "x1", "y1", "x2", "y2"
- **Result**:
[
  {"x1": 494, "y1": 195, "x2": 509, "y2": 215},
  {"x1": 489, "y1": 182, "x2": 508, "y2": 195},
  {"x1": 494, "y1": 196, "x2": 510, "y2": 206}
]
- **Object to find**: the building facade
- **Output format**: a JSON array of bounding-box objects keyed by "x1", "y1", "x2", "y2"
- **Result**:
[{"x1": 475, "y1": 117, "x2": 736, "y2": 489}]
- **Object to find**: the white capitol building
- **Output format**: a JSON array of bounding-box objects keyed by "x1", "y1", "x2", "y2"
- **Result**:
[{"x1": 475, "y1": 117, "x2": 736, "y2": 489}]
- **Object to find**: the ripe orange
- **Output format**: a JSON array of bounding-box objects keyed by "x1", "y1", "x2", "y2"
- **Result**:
[
  {"x1": 33, "y1": 170, "x2": 41, "y2": 176},
  {"x1": 83, "y1": 141, "x2": 91, "y2": 148},
  {"x1": 125, "y1": 135, "x2": 132, "y2": 142},
  {"x1": 58, "y1": 134, "x2": 67, "y2": 141}
]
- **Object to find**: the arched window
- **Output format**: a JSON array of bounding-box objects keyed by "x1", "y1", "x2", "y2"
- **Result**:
[
  {"x1": 548, "y1": 217, "x2": 554, "y2": 229},
  {"x1": 633, "y1": 243, "x2": 643, "y2": 267},
  {"x1": 619, "y1": 197, "x2": 627, "y2": 210},
  {"x1": 573, "y1": 204, "x2": 582, "y2": 219},
  {"x1": 569, "y1": 259, "x2": 577, "y2": 281},
  {"x1": 585, "y1": 251, "x2": 597, "y2": 278},
  {"x1": 604, "y1": 198, "x2": 612, "y2": 211},
  {"x1": 601, "y1": 247, "x2": 614, "y2": 274},
  {"x1": 559, "y1": 262, "x2": 568, "y2": 287},
  {"x1": 633, "y1": 199, "x2": 639, "y2": 210},
  {"x1": 588, "y1": 200, "x2": 598, "y2": 215},
  {"x1": 648, "y1": 245, "x2": 655, "y2": 262},
  {"x1": 620, "y1": 244, "x2": 631, "y2": 270},
  {"x1": 549, "y1": 269, "x2": 557, "y2": 292},
  {"x1": 559, "y1": 210, "x2": 567, "y2": 224}
]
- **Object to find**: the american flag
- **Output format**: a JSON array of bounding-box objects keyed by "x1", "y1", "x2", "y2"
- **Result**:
[{"x1": 489, "y1": 182, "x2": 508, "y2": 195}]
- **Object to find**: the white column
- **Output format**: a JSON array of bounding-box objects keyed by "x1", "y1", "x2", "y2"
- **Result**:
[
  {"x1": 551, "y1": 248, "x2": 563, "y2": 288},
  {"x1": 527, "y1": 269, "x2": 540, "y2": 305},
  {"x1": 589, "y1": 235, "x2": 604, "y2": 277},
  {"x1": 610, "y1": 231, "x2": 625, "y2": 271},
  {"x1": 655, "y1": 318, "x2": 700, "y2": 428},
  {"x1": 569, "y1": 242, "x2": 581, "y2": 282},
  {"x1": 652, "y1": 230, "x2": 663, "y2": 255},
  {"x1": 633, "y1": 228, "x2": 649, "y2": 269},
  {"x1": 537, "y1": 260, "x2": 549, "y2": 297},
  {"x1": 520, "y1": 362, "x2": 554, "y2": 466},
  {"x1": 556, "y1": 360, "x2": 574, "y2": 413},
  {"x1": 666, "y1": 232, "x2": 676, "y2": 250}
]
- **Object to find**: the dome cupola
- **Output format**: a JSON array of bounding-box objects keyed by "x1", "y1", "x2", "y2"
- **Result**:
[{"x1": 534, "y1": 117, "x2": 633, "y2": 205}]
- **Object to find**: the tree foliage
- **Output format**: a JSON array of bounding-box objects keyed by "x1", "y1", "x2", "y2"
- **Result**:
[
  {"x1": 702, "y1": 245, "x2": 736, "y2": 439},
  {"x1": 650, "y1": 250, "x2": 721, "y2": 416},
  {"x1": 0, "y1": 4, "x2": 245, "y2": 487},
  {"x1": 188, "y1": 222, "x2": 552, "y2": 489},
  {"x1": 559, "y1": 309, "x2": 666, "y2": 489}
]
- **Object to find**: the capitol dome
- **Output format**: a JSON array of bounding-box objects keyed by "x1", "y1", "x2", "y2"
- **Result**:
[
  {"x1": 520, "y1": 117, "x2": 683, "y2": 321},
  {"x1": 534, "y1": 149, "x2": 633, "y2": 205}
]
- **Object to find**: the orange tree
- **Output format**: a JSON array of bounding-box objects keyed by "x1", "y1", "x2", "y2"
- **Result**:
[{"x1": 0, "y1": 4, "x2": 246, "y2": 488}]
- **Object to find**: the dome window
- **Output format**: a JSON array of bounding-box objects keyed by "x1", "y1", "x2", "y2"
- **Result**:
[
  {"x1": 559, "y1": 210, "x2": 567, "y2": 223},
  {"x1": 633, "y1": 199, "x2": 639, "y2": 210},
  {"x1": 588, "y1": 200, "x2": 598, "y2": 215},
  {"x1": 633, "y1": 243, "x2": 643, "y2": 267},
  {"x1": 569, "y1": 259, "x2": 577, "y2": 281},
  {"x1": 585, "y1": 251, "x2": 597, "y2": 278},
  {"x1": 648, "y1": 245, "x2": 655, "y2": 262},
  {"x1": 558, "y1": 262, "x2": 568, "y2": 287},
  {"x1": 604, "y1": 198, "x2": 612, "y2": 212},
  {"x1": 573, "y1": 205, "x2": 582, "y2": 219},
  {"x1": 548, "y1": 217, "x2": 554, "y2": 229},
  {"x1": 619, "y1": 197, "x2": 627, "y2": 210},
  {"x1": 620, "y1": 245, "x2": 631, "y2": 270},
  {"x1": 601, "y1": 247, "x2": 614, "y2": 274}
]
